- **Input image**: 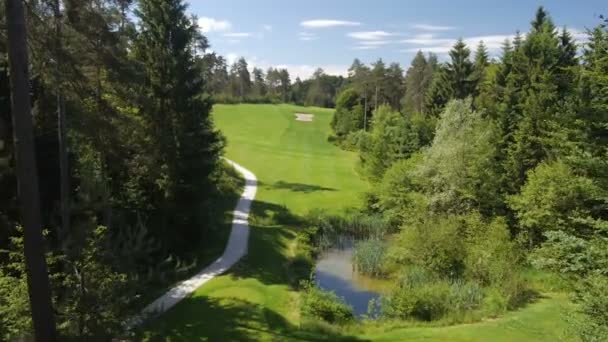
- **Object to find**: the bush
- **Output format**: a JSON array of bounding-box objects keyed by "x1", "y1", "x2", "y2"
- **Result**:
[
  {"x1": 396, "y1": 214, "x2": 466, "y2": 278},
  {"x1": 382, "y1": 269, "x2": 484, "y2": 321},
  {"x1": 381, "y1": 275, "x2": 450, "y2": 321},
  {"x1": 353, "y1": 239, "x2": 386, "y2": 277},
  {"x1": 305, "y1": 210, "x2": 391, "y2": 249},
  {"x1": 339, "y1": 130, "x2": 368, "y2": 151},
  {"x1": 300, "y1": 283, "x2": 354, "y2": 324},
  {"x1": 448, "y1": 280, "x2": 484, "y2": 313},
  {"x1": 482, "y1": 287, "x2": 509, "y2": 317}
]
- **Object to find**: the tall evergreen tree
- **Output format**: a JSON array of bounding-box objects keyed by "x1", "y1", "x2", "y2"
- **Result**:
[
  {"x1": 252, "y1": 67, "x2": 266, "y2": 97},
  {"x1": 402, "y1": 51, "x2": 428, "y2": 114},
  {"x1": 447, "y1": 39, "x2": 475, "y2": 99},
  {"x1": 133, "y1": 0, "x2": 223, "y2": 248}
]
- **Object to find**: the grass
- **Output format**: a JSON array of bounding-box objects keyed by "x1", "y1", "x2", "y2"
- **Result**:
[
  {"x1": 360, "y1": 293, "x2": 576, "y2": 341},
  {"x1": 141, "y1": 103, "x2": 573, "y2": 341}
]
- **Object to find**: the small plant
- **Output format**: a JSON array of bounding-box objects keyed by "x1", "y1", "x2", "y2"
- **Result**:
[
  {"x1": 300, "y1": 282, "x2": 354, "y2": 324},
  {"x1": 353, "y1": 238, "x2": 386, "y2": 277}
]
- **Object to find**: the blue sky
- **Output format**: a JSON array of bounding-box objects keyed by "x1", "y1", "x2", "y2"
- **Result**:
[{"x1": 188, "y1": 0, "x2": 606, "y2": 79}]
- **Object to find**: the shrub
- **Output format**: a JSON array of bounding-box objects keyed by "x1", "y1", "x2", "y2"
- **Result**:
[
  {"x1": 381, "y1": 276, "x2": 450, "y2": 321},
  {"x1": 463, "y1": 215, "x2": 522, "y2": 286},
  {"x1": 448, "y1": 280, "x2": 484, "y2": 313},
  {"x1": 339, "y1": 130, "x2": 368, "y2": 151},
  {"x1": 482, "y1": 287, "x2": 509, "y2": 317},
  {"x1": 300, "y1": 283, "x2": 354, "y2": 324},
  {"x1": 396, "y1": 215, "x2": 466, "y2": 278},
  {"x1": 382, "y1": 272, "x2": 484, "y2": 322},
  {"x1": 353, "y1": 239, "x2": 386, "y2": 277}
]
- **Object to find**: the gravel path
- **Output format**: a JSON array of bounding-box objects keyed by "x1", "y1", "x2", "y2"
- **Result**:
[{"x1": 135, "y1": 159, "x2": 257, "y2": 323}]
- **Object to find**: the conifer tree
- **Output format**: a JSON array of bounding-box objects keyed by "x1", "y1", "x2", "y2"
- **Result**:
[
  {"x1": 402, "y1": 51, "x2": 428, "y2": 114},
  {"x1": 447, "y1": 39, "x2": 475, "y2": 99},
  {"x1": 133, "y1": 0, "x2": 222, "y2": 248}
]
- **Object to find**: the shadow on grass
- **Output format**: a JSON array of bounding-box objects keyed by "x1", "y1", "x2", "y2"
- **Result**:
[
  {"x1": 140, "y1": 296, "x2": 366, "y2": 341},
  {"x1": 140, "y1": 198, "x2": 361, "y2": 340},
  {"x1": 270, "y1": 181, "x2": 337, "y2": 193}
]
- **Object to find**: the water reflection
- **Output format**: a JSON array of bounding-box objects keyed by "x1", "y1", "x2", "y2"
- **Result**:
[{"x1": 314, "y1": 246, "x2": 381, "y2": 317}]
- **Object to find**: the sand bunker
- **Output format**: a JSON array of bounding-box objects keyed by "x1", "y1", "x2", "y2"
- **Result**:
[{"x1": 295, "y1": 113, "x2": 314, "y2": 122}]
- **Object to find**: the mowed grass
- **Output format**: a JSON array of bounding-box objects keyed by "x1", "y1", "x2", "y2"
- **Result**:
[
  {"x1": 215, "y1": 103, "x2": 367, "y2": 214},
  {"x1": 141, "y1": 104, "x2": 573, "y2": 341}
]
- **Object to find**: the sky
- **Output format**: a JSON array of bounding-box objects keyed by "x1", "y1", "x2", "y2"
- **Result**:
[{"x1": 187, "y1": 0, "x2": 607, "y2": 79}]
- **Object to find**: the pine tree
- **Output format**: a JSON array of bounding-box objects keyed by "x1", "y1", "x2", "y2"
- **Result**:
[
  {"x1": 236, "y1": 57, "x2": 251, "y2": 98},
  {"x1": 471, "y1": 41, "x2": 490, "y2": 98},
  {"x1": 556, "y1": 27, "x2": 578, "y2": 96},
  {"x1": 425, "y1": 66, "x2": 453, "y2": 117},
  {"x1": 278, "y1": 69, "x2": 291, "y2": 102},
  {"x1": 447, "y1": 39, "x2": 475, "y2": 99},
  {"x1": 133, "y1": 0, "x2": 222, "y2": 248},
  {"x1": 252, "y1": 67, "x2": 266, "y2": 97},
  {"x1": 402, "y1": 51, "x2": 428, "y2": 114}
]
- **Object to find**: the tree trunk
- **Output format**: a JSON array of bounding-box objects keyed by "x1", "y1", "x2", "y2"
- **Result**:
[
  {"x1": 5, "y1": 0, "x2": 57, "y2": 340},
  {"x1": 55, "y1": 0, "x2": 70, "y2": 243}
]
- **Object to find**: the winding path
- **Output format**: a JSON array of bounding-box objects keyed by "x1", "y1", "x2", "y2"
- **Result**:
[{"x1": 139, "y1": 159, "x2": 257, "y2": 320}]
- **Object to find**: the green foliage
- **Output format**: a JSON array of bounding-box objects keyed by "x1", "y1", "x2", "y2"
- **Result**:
[
  {"x1": 306, "y1": 210, "x2": 390, "y2": 249},
  {"x1": 375, "y1": 154, "x2": 425, "y2": 224},
  {"x1": 381, "y1": 268, "x2": 484, "y2": 321},
  {"x1": 0, "y1": 233, "x2": 32, "y2": 340},
  {"x1": 300, "y1": 282, "x2": 354, "y2": 324},
  {"x1": 509, "y1": 160, "x2": 605, "y2": 246},
  {"x1": 133, "y1": 0, "x2": 224, "y2": 250},
  {"x1": 464, "y1": 216, "x2": 521, "y2": 286},
  {"x1": 331, "y1": 88, "x2": 364, "y2": 137},
  {"x1": 353, "y1": 238, "x2": 387, "y2": 277},
  {"x1": 402, "y1": 51, "x2": 438, "y2": 114},
  {"x1": 360, "y1": 105, "x2": 422, "y2": 181},
  {"x1": 417, "y1": 98, "x2": 501, "y2": 214},
  {"x1": 56, "y1": 226, "x2": 132, "y2": 339}
]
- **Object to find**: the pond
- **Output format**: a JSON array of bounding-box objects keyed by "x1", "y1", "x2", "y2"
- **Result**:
[{"x1": 314, "y1": 245, "x2": 388, "y2": 317}]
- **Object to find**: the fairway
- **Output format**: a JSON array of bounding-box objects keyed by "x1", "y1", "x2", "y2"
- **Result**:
[
  {"x1": 214, "y1": 103, "x2": 368, "y2": 214},
  {"x1": 141, "y1": 104, "x2": 572, "y2": 341}
]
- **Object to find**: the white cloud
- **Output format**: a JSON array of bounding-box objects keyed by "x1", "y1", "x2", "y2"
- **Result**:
[
  {"x1": 275, "y1": 64, "x2": 348, "y2": 79},
  {"x1": 263, "y1": 25, "x2": 273, "y2": 31},
  {"x1": 352, "y1": 45, "x2": 378, "y2": 50},
  {"x1": 401, "y1": 33, "x2": 453, "y2": 46},
  {"x1": 402, "y1": 28, "x2": 588, "y2": 56},
  {"x1": 348, "y1": 31, "x2": 394, "y2": 40},
  {"x1": 401, "y1": 33, "x2": 515, "y2": 55},
  {"x1": 301, "y1": 19, "x2": 361, "y2": 28},
  {"x1": 198, "y1": 17, "x2": 232, "y2": 33},
  {"x1": 223, "y1": 32, "x2": 252, "y2": 38},
  {"x1": 412, "y1": 23, "x2": 456, "y2": 31}
]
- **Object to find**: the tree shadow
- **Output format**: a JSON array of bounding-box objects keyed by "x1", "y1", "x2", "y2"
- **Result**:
[
  {"x1": 139, "y1": 198, "x2": 362, "y2": 340},
  {"x1": 259, "y1": 180, "x2": 337, "y2": 193},
  {"x1": 139, "y1": 296, "x2": 366, "y2": 341}
]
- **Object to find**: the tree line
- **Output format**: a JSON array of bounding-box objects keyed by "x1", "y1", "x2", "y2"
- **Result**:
[
  {"x1": 1, "y1": 0, "x2": 232, "y2": 339},
  {"x1": 331, "y1": 8, "x2": 607, "y2": 339},
  {"x1": 201, "y1": 54, "x2": 347, "y2": 107}
]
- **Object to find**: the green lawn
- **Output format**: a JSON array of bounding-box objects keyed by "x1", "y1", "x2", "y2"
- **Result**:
[{"x1": 141, "y1": 104, "x2": 572, "y2": 341}]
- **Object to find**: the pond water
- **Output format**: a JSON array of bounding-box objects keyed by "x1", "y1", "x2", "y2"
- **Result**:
[{"x1": 314, "y1": 246, "x2": 386, "y2": 317}]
